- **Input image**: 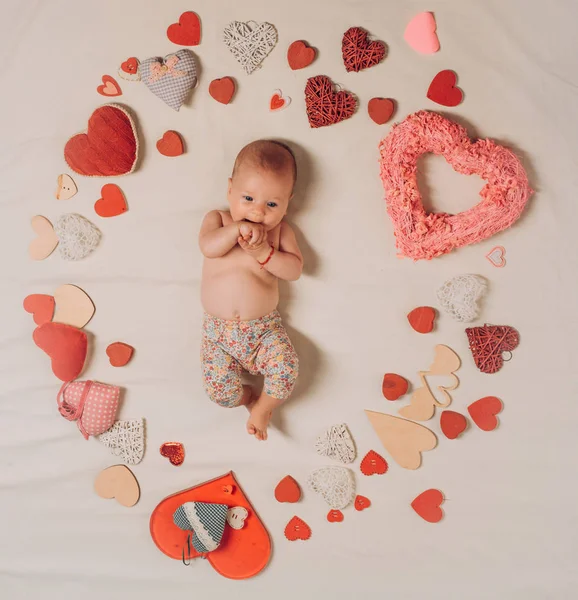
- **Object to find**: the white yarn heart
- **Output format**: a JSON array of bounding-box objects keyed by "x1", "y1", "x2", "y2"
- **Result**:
[
  {"x1": 98, "y1": 419, "x2": 145, "y2": 465},
  {"x1": 223, "y1": 21, "x2": 278, "y2": 75},
  {"x1": 437, "y1": 274, "x2": 487, "y2": 322},
  {"x1": 315, "y1": 423, "x2": 356, "y2": 464},
  {"x1": 308, "y1": 466, "x2": 355, "y2": 509},
  {"x1": 54, "y1": 213, "x2": 101, "y2": 261}
]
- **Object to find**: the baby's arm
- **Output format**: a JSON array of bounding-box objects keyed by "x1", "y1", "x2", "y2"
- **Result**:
[
  {"x1": 261, "y1": 221, "x2": 303, "y2": 281},
  {"x1": 199, "y1": 210, "x2": 240, "y2": 258}
]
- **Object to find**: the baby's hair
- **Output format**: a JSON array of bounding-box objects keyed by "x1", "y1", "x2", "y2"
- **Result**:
[{"x1": 232, "y1": 139, "x2": 297, "y2": 188}]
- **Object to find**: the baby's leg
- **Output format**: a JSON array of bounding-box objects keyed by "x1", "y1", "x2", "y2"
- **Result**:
[{"x1": 201, "y1": 336, "x2": 247, "y2": 408}]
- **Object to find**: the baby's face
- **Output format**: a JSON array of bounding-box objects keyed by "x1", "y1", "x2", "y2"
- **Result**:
[{"x1": 228, "y1": 164, "x2": 293, "y2": 230}]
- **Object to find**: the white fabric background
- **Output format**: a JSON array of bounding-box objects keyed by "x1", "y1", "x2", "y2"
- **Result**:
[{"x1": 1, "y1": 0, "x2": 577, "y2": 598}]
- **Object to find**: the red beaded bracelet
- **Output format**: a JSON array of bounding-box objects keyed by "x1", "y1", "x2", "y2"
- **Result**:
[{"x1": 258, "y1": 244, "x2": 275, "y2": 269}]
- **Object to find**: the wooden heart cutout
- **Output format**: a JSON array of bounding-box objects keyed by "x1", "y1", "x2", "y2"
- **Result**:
[
  {"x1": 33, "y1": 322, "x2": 87, "y2": 382},
  {"x1": 156, "y1": 131, "x2": 184, "y2": 157},
  {"x1": 468, "y1": 396, "x2": 502, "y2": 431},
  {"x1": 53, "y1": 284, "x2": 95, "y2": 328},
  {"x1": 23, "y1": 294, "x2": 55, "y2": 325},
  {"x1": 440, "y1": 410, "x2": 468, "y2": 439},
  {"x1": 368, "y1": 98, "x2": 395, "y2": 125},
  {"x1": 55, "y1": 174, "x2": 77, "y2": 200},
  {"x1": 209, "y1": 77, "x2": 236, "y2": 104},
  {"x1": 427, "y1": 70, "x2": 463, "y2": 106},
  {"x1": 365, "y1": 411, "x2": 437, "y2": 470},
  {"x1": 29, "y1": 216, "x2": 59, "y2": 260},
  {"x1": 360, "y1": 450, "x2": 388, "y2": 476},
  {"x1": 274, "y1": 475, "x2": 301, "y2": 503},
  {"x1": 407, "y1": 306, "x2": 436, "y2": 333},
  {"x1": 106, "y1": 342, "x2": 134, "y2": 367},
  {"x1": 285, "y1": 516, "x2": 311, "y2": 541},
  {"x1": 382, "y1": 373, "x2": 408, "y2": 400},
  {"x1": 287, "y1": 40, "x2": 316, "y2": 70},
  {"x1": 94, "y1": 465, "x2": 140, "y2": 507},
  {"x1": 95, "y1": 183, "x2": 128, "y2": 217},
  {"x1": 167, "y1": 11, "x2": 201, "y2": 46},
  {"x1": 411, "y1": 489, "x2": 444, "y2": 523}
]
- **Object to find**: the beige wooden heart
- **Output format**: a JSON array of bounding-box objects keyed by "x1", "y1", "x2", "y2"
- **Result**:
[
  {"x1": 94, "y1": 465, "x2": 140, "y2": 507},
  {"x1": 365, "y1": 411, "x2": 437, "y2": 470},
  {"x1": 53, "y1": 284, "x2": 95, "y2": 328},
  {"x1": 29, "y1": 215, "x2": 59, "y2": 260}
]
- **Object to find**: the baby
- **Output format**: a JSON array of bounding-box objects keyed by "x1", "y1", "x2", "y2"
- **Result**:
[{"x1": 199, "y1": 140, "x2": 303, "y2": 441}]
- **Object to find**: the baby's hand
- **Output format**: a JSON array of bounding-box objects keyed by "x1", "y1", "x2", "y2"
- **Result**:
[{"x1": 238, "y1": 222, "x2": 266, "y2": 246}]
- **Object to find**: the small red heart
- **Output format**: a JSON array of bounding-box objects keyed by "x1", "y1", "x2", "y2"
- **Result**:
[
  {"x1": 209, "y1": 77, "x2": 236, "y2": 104},
  {"x1": 167, "y1": 11, "x2": 201, "y2": 46},
  {"x1": 23, "y1": 294, "x2": 55, "y2": 325},
  {"x1": 427, "y1": 70, "x2": 463, "y2": 107},
  {"x1": 440, "y1": 410, "x2": 468, "y2": 440},
  {"x1": 222, "y1": 485, "x2": 235, "y2": 494},
  {"x1": 368, "y1": 98, "x2": 395, "y2": 125},
  {"x1": 360, "y1": 450, "x2": 388, "y2": 476},
  {"x1": 407, "y1": 306, "x2": 436, "y2": 333},
  {"x1": 270, "y1": 93, "x2": 286, "y2": 111},
  {"x1": 160, "y1": 442, "x2": 185, "y2": 466},
  {"x1": 33, "y1": 322, "x2": 87, "y2": 382},
  {"x1": 120, "y1": 57, "x2": 139, "y2": 74},
  {"x1": 382, "y1": 373, "x2": 408, "y2": 400},
  {"x1": 106, "y1": 342, "x2": 134, "y2": 367},
  {"x1": 411, "y1": 489, "x2": 444, "y2": 523},
  {"x1": 95, "y1": 184, "x2": 128, "y2": 218},
  {"x1": 327, "y1": 509, "x2": 344, "y2": 523},
  {"x1": 284, "y1": 516, "x2": 311, "y2": 541},
  {"x1": 287, "y1": 40, "x2": 316, "y2": 70},
  {"x1": 97, "y1": 75, "x2": 122, "y2": 97},
  {"x1": 355, "y1": 495, "x2": 371, "y2": 511},
  {"x1": 156, "y1": 131, "x2": 184, "y2": 157},
  {"x1": 274, "y1": 475, "x2": 301, "y2": 503},
  {"x1": 468, "y1": 396, "x2": 502, "y2": 431}
]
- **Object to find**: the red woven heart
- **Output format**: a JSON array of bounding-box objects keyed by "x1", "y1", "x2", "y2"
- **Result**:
[
  {"x1": 342, "y1": 27, "x2": 386, "y2": 72},
  {"x1": 465, "y1": 325, "x2": 519, "y2": 374},
  {"x1": 305, "y1": 75, "x2": 357, "y2": 128},
  {"x1": 64, "y1": 105, "x2": 138, "y2": 177}
]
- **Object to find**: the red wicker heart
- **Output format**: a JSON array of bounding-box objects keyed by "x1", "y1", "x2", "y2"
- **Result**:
[
  {"x1": 465, "y1": 324, "x2": 519, "y2": 374},
  {"x1": 64, "y1": 105, "x2": 139, "y2": 177},
  {"x1": 342, "y1": 27, "x2": 386, "y2": 72},
  {"x1": 305, "y1": 75, "x2": 357, "y2": 128}
]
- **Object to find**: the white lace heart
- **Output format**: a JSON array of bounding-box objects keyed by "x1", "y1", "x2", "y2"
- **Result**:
[
  {"x1": 98, "y1": 419, "x2": 145, "y2": 465},
  {"x1": 54, "y1": 213, "x2": 101, "y2": 261},
  {"x1": 223, "y1": 21, "x2": 278, "y2": 75},
  {"x1": 308, "y1": 466, "x2": 355, "y2": 509},
  {"x1": 437, "y1": 274, "x2": 486, "y2": 322},
  {"x1": 314, "y1": 423, "x2": 356, "y2": 463}
]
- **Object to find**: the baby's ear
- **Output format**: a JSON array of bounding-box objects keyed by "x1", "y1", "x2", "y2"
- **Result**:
[{"x1": 227, "y1": 177, "x2": 233, "y2": 193}]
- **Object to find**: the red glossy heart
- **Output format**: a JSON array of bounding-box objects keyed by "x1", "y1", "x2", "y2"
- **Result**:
[
  {"x1": 23, "y1": 294, "x2": 55, "y2": 325},
  {"x1": 327, "y1": 509, "x2": 344, "y2": 523},
  {"x1": 209, "y1": 77, "x2": 235, "y2": 104},
  {"x1": 382, "y1": 373, "x2": 408, "y2": 400},
  {"x1": 33, "y1": 322, "x2": 87, "y2": 382},
  {"x1": 287, "y1": 40, "x2": 316, "y2": 70},
  {"x1": 411, "y1": 489, "x2": 444, "y2": 523},
  {"x1": 167, "y1": 11, "x2": 201, "y2": 45},
  {"x1": 468, "y1": 396, "x2": 502, "y2": 431},
  {"x1": 427, "y1": 70, "x2": 463, "y2": 107},
  {"x1": 407, "y1": 306, "x2": 436, "y2": 333},
  {"x1": 368, "y1": 98, "x2": 395, "y2": 125},
  {"x1": 95, "y1": 184, "x2": 127, "y2": 217},
  {"x1": 156, "y1": 131, "x2": 184, "y2": 157},
  {"x1": 440, "y1": 410, "x2": 468, "y2": 439},
  {"x1": 354, "y1": 495, "x2": 371, "y2": 511}
]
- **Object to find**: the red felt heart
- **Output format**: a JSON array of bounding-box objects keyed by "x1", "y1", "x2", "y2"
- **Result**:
[
  {"x1": 407, "y1": 306, "x2": 436, "y2": 333},
  {"x1": 120, "y1": 57, "x2": 139, "y2": 74},
  {"x1": 160, "y1": 442, "x2": 185, "y2": 466},
  {"x1": 354, "y1": 495, "x2": 371, "y2": 511},
  {"x1": 360, "y1": 450, "x2": 388, "y2": 476},
  {"x1": 466, "y1": 325, "x2": 519, "y2": 374},
  {"x1": 106, "y1": 342, "x2": 134, "y2": 367},
  {"x1": 305, "y1": 75, "x2": 357, "y2": 128},
  {"x1": 167, "y1": 11, "x2": 201, "y2": 46},
  {"x1": 209, "y1": 77, "x2": 236, "y2": 105},
  {"x1": 64, "y1": 105, "x2": 138, "y2": 177},
  {"x1": 342, "y1": 27, "x2": 386, "y2": 72},
  {"x1": 97, "y1": 75, "x2": 122, "y2": 97},
  {"x1": 368, "y1": 98, "x2": 395, "y2": 125},
  {"x1": 427, "y1": 70, "x2": 463, "y2": 107},
  {"x1": 33, "y1": 322, "x2": 87, "y2": 382},
  {"x1": 284, "y1": 516, "x2": 311, "y2": 541},
  {"x1": 95, "y1": 184, "x2": 127, "y2": 217},
  {"x1": 382, "y1": 373, "x2": 408, "y2": 400},
  {"x1": 156, "y1": 131, "x2": 184, "y2": 157},
  {"x1": 440, "y1": 410, "x2": 468, "y2": 439},
  {"x1": 23, "y1": 294, "x2": 55, "y2": 325},
  {"x1": 327, "y1": 509, "x2": 344, "y2": 523},
  {"x1": 287, "y1": 40, "x2": 316, "y2": 70},
  {"x1": 468, "y1": 396, "x2": 502, "y2": 431},
  {"x1": 411, "y1": 489, "x2": 444, "y2": 523},
  {"x1": 274, "y1": 476, "x2": 301, "y2": 503}
]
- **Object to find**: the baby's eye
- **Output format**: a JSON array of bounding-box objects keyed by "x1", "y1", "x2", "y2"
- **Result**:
[
  {"x1": 243, "y1": 195, "x2": 253, "y2": 202},
  {"x1": 267, "y1": 202, "x2": 277, "y2": 208}
]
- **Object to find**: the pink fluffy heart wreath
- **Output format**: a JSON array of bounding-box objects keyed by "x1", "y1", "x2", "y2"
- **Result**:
[{"x1": 378, "y1": 110, "x2": 533, "y2": 260}]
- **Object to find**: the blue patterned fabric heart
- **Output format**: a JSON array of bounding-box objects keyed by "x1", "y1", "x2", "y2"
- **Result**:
[{"x1": 173, "y1": 501, "x2": 228, "y2": 553}]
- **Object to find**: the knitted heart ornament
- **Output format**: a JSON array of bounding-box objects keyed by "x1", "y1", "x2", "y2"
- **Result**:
[
  {"x1": 223, "y1": 21, "x2": 278, "y2": 75},
  {"x1": 378, "y1": 111, "x2": 533, "y2": 260},
  {"x1": 64, "y1": 105, "x2": 138, "y2": 177},
  {"x1": 308, "y1": 466, "x2": 355, "y2": 510},
  {"x1": 342, "y1": 27, "x2": 386, "y2": 72},
  {"x1": 305, "y1": 75, "x2": 357, "y2": 128}
]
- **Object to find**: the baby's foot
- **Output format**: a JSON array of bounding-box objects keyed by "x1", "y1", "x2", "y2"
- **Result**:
[{"x1": 246, "y1": 402, "x2": 272, "y2": 441}]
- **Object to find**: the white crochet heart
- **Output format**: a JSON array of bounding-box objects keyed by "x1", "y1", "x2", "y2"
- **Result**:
[
  {"x1": 308, "y1": 466, "x2": 355, "y2": 509},
  {"x1": 54, "y1": 213, "x2": 101, "y2": 261},
  {"x1": 315, "y1": 423, "x2": 356, "y2": 463},
  {"x1": 223, "y1": 21, "x2": 278, "y2": 75},
  {"x1": 98, "y1": 419, "x2": 145, "y2": 465},
  {"x1": 437, "y1": 274, "x2": 487, "y2": 322}
]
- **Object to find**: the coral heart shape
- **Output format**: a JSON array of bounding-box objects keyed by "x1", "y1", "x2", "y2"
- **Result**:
[
  {"x1": 209, "y1": 77, "x2": 236, "y2": 104},
  {"x1": 95, "y1": 183, "x2": 127, "y2": 217},
  {"x1": 468, "y1": 396, "x2": 502, "y2": 431},
  {"x1": 64, "y1": 105, "x2": 138, "y2": 177},
  {"x1": 466, "y1": 324, "x2": 520, "y2": 373},
  {"x1": 315, "y1": 423, "x2": 356, "y2": 463},
  {"x1": 327, "y1": 509, "x2": 344, "y2": 523},
  {"x1": 305, "y1": 75, "x2": 357, "y2": 128},
  {"x1": 98, "y1": 419, "x2": 145, "y2": 465},
  {"x1": 106, "y1": 342, "x2": 134, "y2": 367},
  {"x1": 160, "y1": 442, "x2": 185, "y2": 466},
  {"x1": 411, "y1": 489, "x2": 444, "y2": 523},
  {"x1": 167, "y1": 11, "x2": 201, "y2": 46},
  {"x1": 29, "y1": 216, "x2": 59, "y2": 260},
  {"x1": 379, "y1": 111, "x2": 533, "y2": 260},
  {"x1": 355, "y1": 495, "x2": 371, "y2": 511},
  {"x1": 368, "y1": 98, "x2": 395, "y2": 125},
  {"x1": 404, "y1": 12, "x2": 440, "y2": 54},
  {"x1": 23, "y1": 294, "x2": 55, "y2": 325},
  {"x1": 407, "y1": 306, "x2": 436, "y2": 333},
  {"x1": 360, "y1": 450, "x2": 388, "y2": 476},
  {"x1": 437, "y1": 274, "x2": 487, "y2": 322},
  {"x1": 223, "y1": 21, "x2": 278, "y2": 75},
  {"x1": 33, "y1": 322, "x2": 87, "y2": 382},
  {"x1": 94, "y1": 465, "x2": 140, "y2": 507},
  {"x1": 270, "y1": 89, "x2": 291, "y2": 111},
  {"x1": 486, "y1": 246, "x2": 506, "y2": 267},
  {"x1": 284, "y1": 516, "x2": 311, "y2": 541},
  {"x1": 156, "y1": 131, "x2": 184, "y2": 157},
  {"x1": 140, "y1": 50, "x2": 197, "y2": 111},
  {"x1": 440, "y1": 410, "x2": 468, "y2": 439},
  {"x1": 342, "y1": 26, "x2": 386, "y2": 72},
  {"x1": 382, "y1": 373, "x2": 408, "y2": 400},
  {"x1": 274, "y1": 475, "x2": 301, "y2": 503},
  {"x1": 97, "y1": 75, "x2": 122, "y2": 97},
  {"x1": 287, "y1": 40, "x2": 316, "y2": 70},
  {"x1": 308, "y1": 466, "x2": 355, "y2": 509},
  {"x1": 427, "y1": 70, "x2": 463, "y2": 107}
]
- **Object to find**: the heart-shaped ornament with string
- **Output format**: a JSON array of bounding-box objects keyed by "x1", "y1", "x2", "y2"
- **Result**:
[{"x1": 223, "y1": 21, "x2": 278, "y2": 75}]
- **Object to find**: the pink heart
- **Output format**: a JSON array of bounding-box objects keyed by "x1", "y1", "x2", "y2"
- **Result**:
[{"x1": 404, "y1": 12, "x2": 440, "y2": 54}]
